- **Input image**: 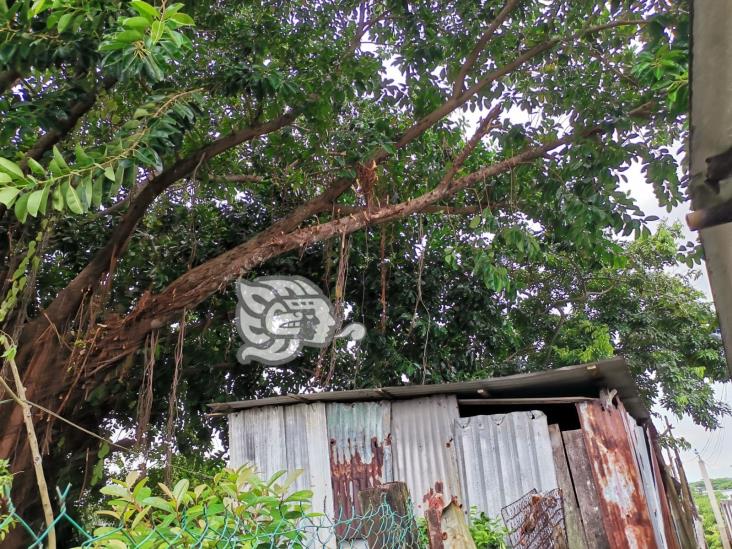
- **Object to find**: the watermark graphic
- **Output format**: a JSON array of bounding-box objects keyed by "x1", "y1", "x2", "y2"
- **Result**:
[{"x1": 235, "y1": 276, "x2": 366, "y2": 365}]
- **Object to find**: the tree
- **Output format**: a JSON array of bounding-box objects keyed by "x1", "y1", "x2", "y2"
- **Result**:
[{"x1": 0, "y1": 0, "x2": 697, "y2": 540}]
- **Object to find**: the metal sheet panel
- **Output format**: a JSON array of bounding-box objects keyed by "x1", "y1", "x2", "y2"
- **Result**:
[
  {"x1": 453, "y1": 411, "x2": 558, "y2": 520},
  {"x1": 577, "y1": 400, "x2": 658, "y2": 549},
  {"x1": 284, "y1": 403, "x2": 334, "y2": 517},
  {"x1": 326, "y1": 401, "x2": 392, "y2": 526},
  {"x1": 392, "y1": 395, "x2": 462, "y2": 515},
  {"x1": 211, "y1": 358, "x2": 650, "y2": 423},
  {"x1": 722, "y1": 501, "x2": 732, "y2": 542},
  {"x1": 228, "y1": 405, "x2": 287, "y2": 480},
  {"x1": 622, "y1": 411, "x2": 668, "y2": 549}
]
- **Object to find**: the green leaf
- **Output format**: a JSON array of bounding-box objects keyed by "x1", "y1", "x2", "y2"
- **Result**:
[
  {"x1": 122, "y1": 16, "x2": 151, "y2": 30},
  {"x1": 115, "y1": 30, "x2": 145, "y2": 43},
  {"x1": 52, "y1": 146, "x2": 69, "y2": 171},
  {"x1": 26, "y1": 158, "x2": 45, "y2": 176},
  {"x1": 0, "y1": 158, "x2": 23, "y2": 179},
  {"x1": 57, "y1": 12, "x2": 74, "y2": 33},
  {"x1": 104, "y1": 166, "x2": 116, "y2": 182},
  {"x1": 169, "y1": 12, "x2": 194, "y2": 25},
  {"x1": 0, "y1": 186, "x2": 20, "y2": 207},
  {"x1": 14, "y1": 192, "x2": 29, "y2": 223},
  {"x1": 150, "y1": 20, "x2": 164, "y2": 43},
  {"x1": 64, "y1": 183, "x2": 84, "y2": 214},
  {"x1": 130, "y1": 0, "x2": 159, "y2": 20},
  {"x1": 141, "y1": 496, "x2": 173, "y2": 512},
  {"x1": 51, "y1": 187, "x2": 64, "y2": 211},
  {"x1": 0, "y1": 172, "x2": 11, "y2": 184},
  {"x1": 91, "y1": 177, "x2": 103, "y2": 208},
  {"x1": 100, "y1": 484, "x2": 130, "y2": 498},
  {"x1": 26, "y1": 189, "x2": 45, "y2": 217},
  {"x1": 30, "y1": 0, "x2": 47, "y2": 17},
  {"x1": 172, "y1": 479, "x2": 189, "y2": 503}
]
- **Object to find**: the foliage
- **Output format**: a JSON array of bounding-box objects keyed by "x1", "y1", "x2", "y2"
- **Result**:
[
  {"x1": 468, "y1": 508, "x2": 509, "y2": 549},
  {"x1": 80, "y1": 466, "x2": 314, "y2": 548},
  {"x1": 0, "y1": 0, "x2": 716, "y2": 541},
  {"x1": 690, "y1": 478, "x2": 732, "y2": 494},
  {"x1": 693, "y1": 492, "x2": 726, "y2": 549},
  {"x1": 0, "y1": 458, "x2": 14, "y2": 542},
  {"x1": 416, "y1": 507, "x2": 508, "y2": 549}
]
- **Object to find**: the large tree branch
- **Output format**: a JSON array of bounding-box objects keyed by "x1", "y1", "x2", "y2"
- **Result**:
[
  {"x1": 27, "y1": 109, "x2": 303, "y2": 339},
  {"x1": 0, "y1": 69, "x2": 20, "y2": 94},
  {"x1": 81, "y1": 119, "x2": 608, "y2": 375}
]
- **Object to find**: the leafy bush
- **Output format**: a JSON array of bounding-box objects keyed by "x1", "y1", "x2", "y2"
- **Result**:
[
  {"x1": 468, "y1": 508, "x2": 508, "y2": 549},
  {"x1": 0, "y1": 458, "x2": 14, "y2": 542},
  {"x1": 81, "y1": 466, "x2": 314, "y2": 548},
  {"x1": 416, "y1": 507, "x2": 508, "y2": 549}
]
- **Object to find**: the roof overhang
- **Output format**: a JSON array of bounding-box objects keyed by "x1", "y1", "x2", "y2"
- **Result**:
[
  {"x1": 209, "y1": 357, "x2": 650, "y2": 422},
  {"x1": 689, "y1": 1, "x2": 732, "y2": 376}
]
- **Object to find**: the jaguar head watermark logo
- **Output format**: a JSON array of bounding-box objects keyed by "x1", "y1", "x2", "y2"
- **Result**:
[{"x1": 235, "y1": 276, "x2": 366, "y2": 365}]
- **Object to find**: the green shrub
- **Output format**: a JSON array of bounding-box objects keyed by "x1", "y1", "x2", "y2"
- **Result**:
[
  {"x1": 0, "y1": 458, "x2": 14, "y2": 542},
  {"x1": 416, "y1": 507, "x2": 508, "y2": 549},
  {"x1": 468, "y1": 508, "x2": 508, "y2": 549},
  {"x1": 81, "y1": 466, "x2": 314, "y2": 548}
]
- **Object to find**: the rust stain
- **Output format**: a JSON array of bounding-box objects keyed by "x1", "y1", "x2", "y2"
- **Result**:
[
  {"x1": 577, "y1": 400, "x2": 658, "y2": 549},
  {"x1": 329, "y1": 435, "x2": 386, "y2": 538}
]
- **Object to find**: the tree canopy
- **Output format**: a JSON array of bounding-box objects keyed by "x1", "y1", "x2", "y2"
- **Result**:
[{"x1": 0, "y1": 0, "x2": 722, "y2": 539}]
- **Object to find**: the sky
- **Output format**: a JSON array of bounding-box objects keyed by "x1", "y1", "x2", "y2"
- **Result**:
[{"x1": 622, "y1": 161, "x2": 732, "y2": 482}]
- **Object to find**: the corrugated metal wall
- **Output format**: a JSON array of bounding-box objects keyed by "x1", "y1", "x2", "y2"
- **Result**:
[
  {"x1": 453, "y1": 410, "x2": 558, "y2": 520},
  {"x1": 577, "y1": 400, "x2": 658, "y2": 549},
  {"x1": 284, "y1": 403, "x2": 334, "y2": 516},
  {"x1": 229, "y1": 403, "x2": 334, "y2": 516},
  {"x1": 624, "y1": 412, "x2": 668, "y2": 549},
  {"x1": 392, "y1": 395, "x2": 463, "y2": 514},
  {"x1": 228, "y1": 405, "x2": 287, "y2": 480},
  {"x1": 326, "y1": 401, "x2": 392, "y2": 526}
]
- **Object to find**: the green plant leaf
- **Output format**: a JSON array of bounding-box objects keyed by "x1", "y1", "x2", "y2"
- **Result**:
[
  {"x1": 0, "y1": 186, "x2": 20, "y2": 207},
  {"x1": 122, "y1": 16, "x2": 151, "y2": 30},
  {"x1": 150, "y1": 20, "x2": 164, "y2": 43},
  {"x1": 130, "y1": 0, "x2": 159, "y2": 20},
  {"x1": 170, "y1": 12, "x2": 194, "y2": 25},
  {"x1": 64, "y1": 184, "x2": 84, "y2": 214},
  {"x1": 26, "y1": 189, "x2": 45, "y2": 217},
  {"x1": 57, "y1": 12, "x2": 74, "y2": 33},
  {"x1": 14, "y1": 192, "x2": 29, "y2": 222},
  {"x1": 0, "y1": 158, "x2": 22, "y2": 179}
]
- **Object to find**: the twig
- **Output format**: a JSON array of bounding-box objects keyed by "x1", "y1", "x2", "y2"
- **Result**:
[
  {"x1": 452, "y1": 0, "x2": 522, "y2": 97},
  {"x1": 0, "y1": 335, "x2": 56, "y2": 549}
]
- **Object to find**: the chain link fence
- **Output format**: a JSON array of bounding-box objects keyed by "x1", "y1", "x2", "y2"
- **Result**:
[{"x1": 1, "y1": 485, "x2": 424, "y2": 548}]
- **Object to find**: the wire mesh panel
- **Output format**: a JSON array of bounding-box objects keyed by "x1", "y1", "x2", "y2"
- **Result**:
[
  {"x1": 0, "y1": 485, "x2": 424, "y2": 548},
  {"x1": 501, "y1": 488, "x2": 567, "y2": 549}
]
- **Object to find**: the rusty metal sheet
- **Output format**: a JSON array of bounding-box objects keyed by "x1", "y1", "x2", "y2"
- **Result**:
[
  {"x1": 228, "y1": 405, "x2": 287, "y2": 480},
  {"x1": 453, "y1": 411, "x2": 558, "y2": 521},
  {"x1": 577, "y1": 400, "x2": 658, "y2": 549},
  {"x1": 326, "y1": 401, "x2": 392, "y2": 530},
  {"x1": 391, "y1": 395, "x2": 462, "y2": 516},
  {"x1": 621, "y1": 408, "x2": 668, "y2": 549}
]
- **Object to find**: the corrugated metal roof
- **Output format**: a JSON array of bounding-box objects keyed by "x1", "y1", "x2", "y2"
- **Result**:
[
  {"x1": 210, "y1": 358, "x2": 649, "y2": 422},
  {"x1": 453, "y1": 411, "x2": 558, "y2": 520},
  {"x1": 391, "y1": 396, "x2": 463, "y2": 514}
]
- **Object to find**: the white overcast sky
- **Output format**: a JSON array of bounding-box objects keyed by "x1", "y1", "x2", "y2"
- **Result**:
[{"x1": 621, "y1": 162, "x2": 731, "y2": 482}]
